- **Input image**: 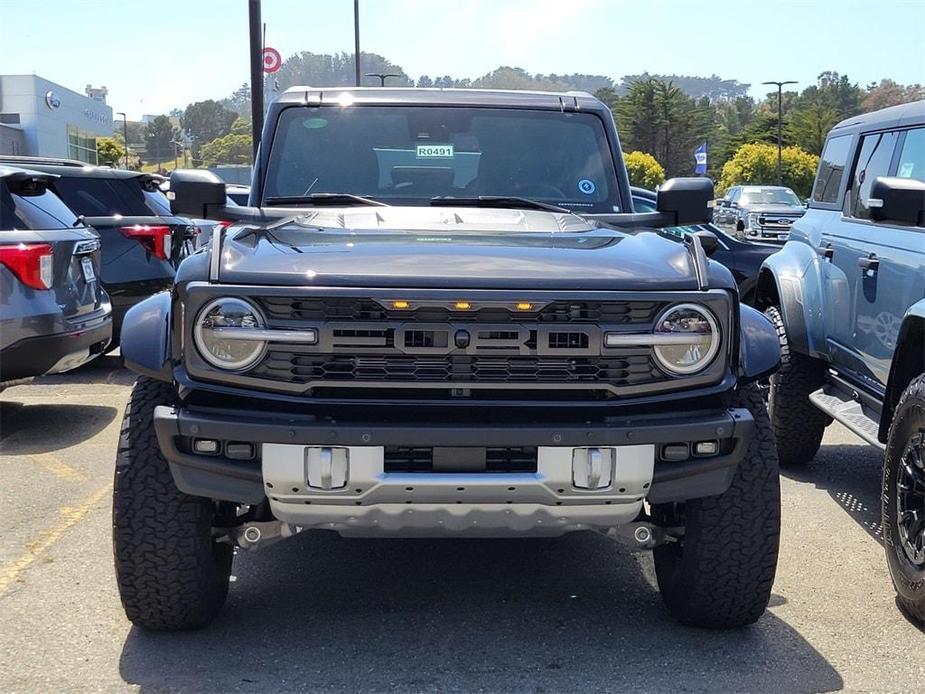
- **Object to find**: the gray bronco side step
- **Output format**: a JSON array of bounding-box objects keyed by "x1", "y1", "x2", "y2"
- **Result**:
[{"x1": 808, "y1": 384, "x2": 884, "y2": 450}]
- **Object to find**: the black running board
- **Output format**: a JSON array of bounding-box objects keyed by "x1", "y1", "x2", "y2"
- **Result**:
[{"x1": 808, "y1": 385, "x2": 885, "y2": 450}]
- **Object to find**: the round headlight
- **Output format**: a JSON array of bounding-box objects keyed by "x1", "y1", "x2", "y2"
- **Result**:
[
  {"x1": 193, "y1": 297, "x2": 266, "y2": 371},
  {"x1": 652, "y1": 303, "x2": 720, "y2": 375}
]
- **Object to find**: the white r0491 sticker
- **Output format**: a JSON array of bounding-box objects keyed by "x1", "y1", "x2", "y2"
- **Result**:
[{"x1": 416, "y1": 144, "x2": 454, "y2": 158}]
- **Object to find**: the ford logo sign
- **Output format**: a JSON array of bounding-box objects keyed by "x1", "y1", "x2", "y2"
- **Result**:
[{"x1": 45, "y1": 90, "x2": 61, "y2": 109}]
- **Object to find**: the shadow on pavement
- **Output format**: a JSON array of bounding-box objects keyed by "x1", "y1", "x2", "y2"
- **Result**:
[
  {"x1": 0, "y1": 402, "x2": 118, "y2": 452},
  {"x1": 42, "y1": 353, "x2": 135, "y2": 387},
  {"x1": 119, "y1": 532, "x2": 842, "y2": 693},
  {"x1": 782, "y1": 441, "x2": 884, "y2": 543}
]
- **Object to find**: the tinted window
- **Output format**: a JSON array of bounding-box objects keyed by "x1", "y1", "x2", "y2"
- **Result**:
[
  {"x1": 632, "y1": 195, "x2": 656, "y2": 213},
  {"x1": 896, "y1": 127, "x2": 925, "y2": 183},
  {"x1": 265, "y1": 106, "x2": 622, "y2": 213},
  {"x1": 812, "y1": 134, "x2": 852, "y2": 203},
  {"x1": 849, "y1": 130, "x2": 899, "y2": 219},
  {"x1": 144, "y1": 189, "x2": 172, "y2": 215},
  {"x1": 53, "y1": 176, "x2": 152, "y2": 216},
  {"x1": 0, "y1": 182, "x2": 80, "y2": 230}
]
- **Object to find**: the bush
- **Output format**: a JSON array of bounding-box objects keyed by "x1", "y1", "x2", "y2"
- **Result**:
[
  {"x1": 199, "y1": 133, "x2": 252, "y2": 168},
  {"x1": 719, "y1": 142, "x2": 819, "y2": 198},
  {"x1": 623, "y1": 151, "x2": 666, "y2": 189}
]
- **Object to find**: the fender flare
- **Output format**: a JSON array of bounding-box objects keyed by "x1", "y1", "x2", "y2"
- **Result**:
[
  {"x1": 121, "y1": 291, "x2": 173, "y2": 382},
  {"x1": 755, "y1": 242, "x2": 825, "y2": 358},
  {"x1": 737, "y1": 304, "x2": 780, "y2": 383},
  {"x1": 880, "y1": 301, "x2": 925, "y2": 440}
]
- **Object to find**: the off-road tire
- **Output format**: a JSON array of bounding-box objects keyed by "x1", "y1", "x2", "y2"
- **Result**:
[
  {"x1": 764, "y1": 306, "x2": 828, "y2": 466},
  {"x1": 112, "y1": 376, "x2": 233, "y2": 630},
  {"x1": 882, "y1": 374, "x2": 925, "y2": 625},
  {"x1": 653, "y1": 383, "x2": 781, "y2": 628}
]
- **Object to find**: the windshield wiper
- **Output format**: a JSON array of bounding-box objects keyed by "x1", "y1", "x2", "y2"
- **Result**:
[
  {"x1": 430, "y1": 196, "x2": 571, "y2": 214},
  {"x1": 264, "y1": 193, "x2": 389, "y2": 207}
]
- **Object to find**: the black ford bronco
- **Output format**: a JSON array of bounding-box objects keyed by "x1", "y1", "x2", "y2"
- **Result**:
[{"x1": 114, "y1": 88, "x2": 782, "y2": 630}]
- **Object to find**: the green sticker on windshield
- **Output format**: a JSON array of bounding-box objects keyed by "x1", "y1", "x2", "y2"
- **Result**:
[
  {"x1": 303, "y1": 117, "x2": 328, "y2": 129},
  {"x1": 416, "y1": 144, "x2": 454, "y2": 159}
]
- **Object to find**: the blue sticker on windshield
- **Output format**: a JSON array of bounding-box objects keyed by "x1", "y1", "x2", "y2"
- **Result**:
[{"x1": 578, "y1": 179, "x2": 596, "y2": 195}]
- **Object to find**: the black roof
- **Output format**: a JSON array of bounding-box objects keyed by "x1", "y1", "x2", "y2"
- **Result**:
[
  {"x1": 0, "y1": 156, "x2": 162, "y2": 182},
  {"x1": 0, "y1": 164, "x2": 58, "y2": 181},
  {"x1": 275, "y1": 86, "x2": 605, "y2": 112},
  {"x1": 832, "y1": 99, "x2": 925, "y2": 132}
]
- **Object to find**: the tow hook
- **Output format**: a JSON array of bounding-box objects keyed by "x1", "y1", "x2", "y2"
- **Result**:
[
  {"x1": 600, "y1": 522, "x2": 677, "y2": 550},
  {"x1": 230, "y1": 521, "x2": 303, "y2": 550}
]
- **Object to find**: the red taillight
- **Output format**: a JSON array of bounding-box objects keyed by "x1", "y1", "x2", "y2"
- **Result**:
[
  {"x1": 119, "y1": 225, "x2": 173, "y2": 260},
  {"x1": 0, "y1": 243, "x2": 54, "y2": 289}
]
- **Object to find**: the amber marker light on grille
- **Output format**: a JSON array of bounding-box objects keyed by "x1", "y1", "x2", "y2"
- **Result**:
[
  {"x1": 454, "y1": 301, "x2": 472, "y2": 310},
  {"x1": 515, "y1": 302, "x2": 533, "y2": 311},
  {"x1": 392, "y1": 300, "x2": 411, "y2": 309}
]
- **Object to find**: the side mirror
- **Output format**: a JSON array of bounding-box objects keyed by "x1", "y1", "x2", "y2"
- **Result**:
[
  {"x1": 656, "y1": 177, "x2": 714, "y2": 225},
  {"x1": 167, "y1": 169, "x2": 227, "y2": 218},
  {"x1": 693, "y1": 229, "x2": 719, "y2": 255},
  {"x1": 869, "y1": 176, "x2": 925, "y2": 226}
]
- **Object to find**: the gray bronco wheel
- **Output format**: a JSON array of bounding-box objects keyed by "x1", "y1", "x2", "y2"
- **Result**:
[
  {"x1": 764, "y1": 306, "x2": 828, "y2": 466},
  {"x1": 652, "y1": 383, "x2": 781, "y2": 628},
  {"x1": 883, "y1": 374, "x2": 925, "y2": 624},
  {"x1": 112, "y1": 376, "x2": 233, "y2": 630}
]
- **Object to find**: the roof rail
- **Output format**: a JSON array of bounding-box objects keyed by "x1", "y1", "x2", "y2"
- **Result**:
[{"x1": 0, "y1": 154, "x2": 90, "y2": 168}]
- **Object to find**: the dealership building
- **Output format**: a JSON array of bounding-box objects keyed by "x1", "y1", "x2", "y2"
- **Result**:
[{"x1": 0, "y1": 74, "x2": 113, "y2": 164}]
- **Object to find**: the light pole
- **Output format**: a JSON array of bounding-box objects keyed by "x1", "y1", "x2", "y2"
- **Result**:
[
  {"x1": 365, "y1": 72, "x2": 400, "y2": 87},
  {"x1": 353, "y1": 0, "x2": 361, "y2": 87},
  {"x1": 762, "y1": 80, "x2": 798, "y2": 186},
  {"x1": 115, "y1": 111, "x2": 128, "y2": 168}
]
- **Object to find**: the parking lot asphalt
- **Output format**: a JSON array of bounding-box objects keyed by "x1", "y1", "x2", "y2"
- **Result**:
[{"x1": 0, "y1": 356, "x2": 923, "y2": 693}]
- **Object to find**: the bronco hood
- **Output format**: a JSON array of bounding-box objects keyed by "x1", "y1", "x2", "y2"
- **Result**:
[{"x1": 215, "y1": 207, "x2": 703, "y2": 291}]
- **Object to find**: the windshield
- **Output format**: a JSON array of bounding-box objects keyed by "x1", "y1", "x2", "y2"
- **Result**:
[
  {"x1": 739, "y1": 187, "x2": 802, "y2": 206},
  {"x1": 264, "y1": 106, "x2": 622, "y2": 213}
]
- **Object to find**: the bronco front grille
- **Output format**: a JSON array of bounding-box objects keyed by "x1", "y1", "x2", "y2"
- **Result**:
[{"x1": 251, "y1": 352, "x2": 661, "y2": 386}]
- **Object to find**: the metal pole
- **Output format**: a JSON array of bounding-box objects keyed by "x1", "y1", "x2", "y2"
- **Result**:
[
  {"x1": 762, "y1": 80, "x2": 797, "y2": 187},
  {"x1": 249, "y1": 0, "x2": 264, "y2": 159},
  {"x1": 354, "y1": 0, "x2": 361, "y2": 86},
  {"x1": 116, "y1": 112, "x2": 128, "y2": 168}
]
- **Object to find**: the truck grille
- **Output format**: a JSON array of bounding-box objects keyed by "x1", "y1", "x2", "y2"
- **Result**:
[{"x1": 251, "y1": 351, "x2": 660, "y2": 386}]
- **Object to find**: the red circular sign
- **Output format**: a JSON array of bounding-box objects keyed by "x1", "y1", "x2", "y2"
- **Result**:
[{"x1": 262, "y1": 47, "x2": 282, "y2": 74}]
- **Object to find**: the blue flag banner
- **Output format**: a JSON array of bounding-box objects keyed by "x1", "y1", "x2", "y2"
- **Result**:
[{"x1": 694, "y1": 142, "x2": 708, "y2": 175}]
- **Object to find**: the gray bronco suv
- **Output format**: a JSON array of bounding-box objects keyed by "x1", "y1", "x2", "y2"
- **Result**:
[
  {"x1": 755, "y1": 100, "x2": 925, "y2": 622},
  {"x1": 114, "y1": 87, "x2": 782, "y2": 631}
]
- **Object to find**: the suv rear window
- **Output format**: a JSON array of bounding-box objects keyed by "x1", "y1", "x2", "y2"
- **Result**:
[
  {"x1": 812, "y1": 134, "x2": 852, "y2": 203},
  {"x1": 264, "y1": 106, "x2": 622, "y2": 213},
  {"x1": 53, "y1": 176, "x2": 153, "y2": 216},
  {"x1": 0, "y1": 182, "x2": 81, "y2": 230}
]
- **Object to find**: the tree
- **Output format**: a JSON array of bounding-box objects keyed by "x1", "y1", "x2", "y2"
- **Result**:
[
  {"x1": 863, "y1": 79, "x2": 925, "y2": 111},
  {"x1": 144, "y1": 115, "x2": 177, "y2": 164},
  {"x1": 183, "y1": 100, "x2": 237, "y2": 153},
  {"x1": 719, "y1": 142, "x2": 818, "y2": 197},
  {"x1": 199, "y1": 132, "x2": 252, "y2": 168},
  {"x1": 623, "y1": 151, "x2": 666, "y2": 189},
  {"x1": 96, "y1": 137, "x2": 126, "y2": 167}
]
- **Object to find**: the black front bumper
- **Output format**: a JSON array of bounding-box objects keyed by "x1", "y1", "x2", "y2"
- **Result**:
[
  {"x1": 153, "y1": 404, "x2": 755, "y2": 505},
  {"x1": 0, "y1": 318, "x2": 112, "y2": 383}
]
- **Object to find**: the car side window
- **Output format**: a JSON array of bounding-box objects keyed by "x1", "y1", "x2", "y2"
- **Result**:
[
  {"x1": 729, "y1": 188, "x2": 741, "y2": 203},
  {"x1": 812, "y1": 134, "x2": 852, "y2": 203},
  {"x1": 849, "y1": 130, "x2": 900, "y2": 220},
  {"x1": 896, "y1": 127, "x2": 925, "y2": 183}
]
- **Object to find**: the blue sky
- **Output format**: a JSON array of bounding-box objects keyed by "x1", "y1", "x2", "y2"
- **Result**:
[{"x1": 1, "y1": 0, "x2": 923, "y2": 120}]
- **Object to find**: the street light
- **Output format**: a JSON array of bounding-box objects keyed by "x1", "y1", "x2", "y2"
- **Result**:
[
  {"x1": 762, "y1": 80, "x2": 798, "y2": 186},
  {"x1": 115, "y1": 111, "x2": 129, "y2": 169},
  {"x1": 354, "y1": 0, "x2": 361, "y2": 87},
  {"x1": 365, "y1": 72, "x2": 400, "y2": 87}
]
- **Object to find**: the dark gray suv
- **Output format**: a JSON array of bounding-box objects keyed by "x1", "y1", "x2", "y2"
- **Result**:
[{"x1": 0, "y1": 166, "x2": 111, "y2": 388}]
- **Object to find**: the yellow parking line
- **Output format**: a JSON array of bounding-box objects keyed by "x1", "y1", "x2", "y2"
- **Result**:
[
  {"x1": 0, "y1": 483, "x2": 111, "y2": 595},
  {"x1": 29, "y1": 453, "x2": 85, "y2": 482}
]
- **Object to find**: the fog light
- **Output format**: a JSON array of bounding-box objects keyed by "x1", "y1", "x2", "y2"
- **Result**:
[
  {"x1": 661, "y1": 443, "x2": 690, "y2": 462},
  {"x1": 193, "y1": 439, "x2": 220, "y2": 455},
  {"x1": 694, "y1": 441, "x2": 719, "y2": 456},
  {"x1": 225, "y1": 442, "x2": 255, "y2": 460}
]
